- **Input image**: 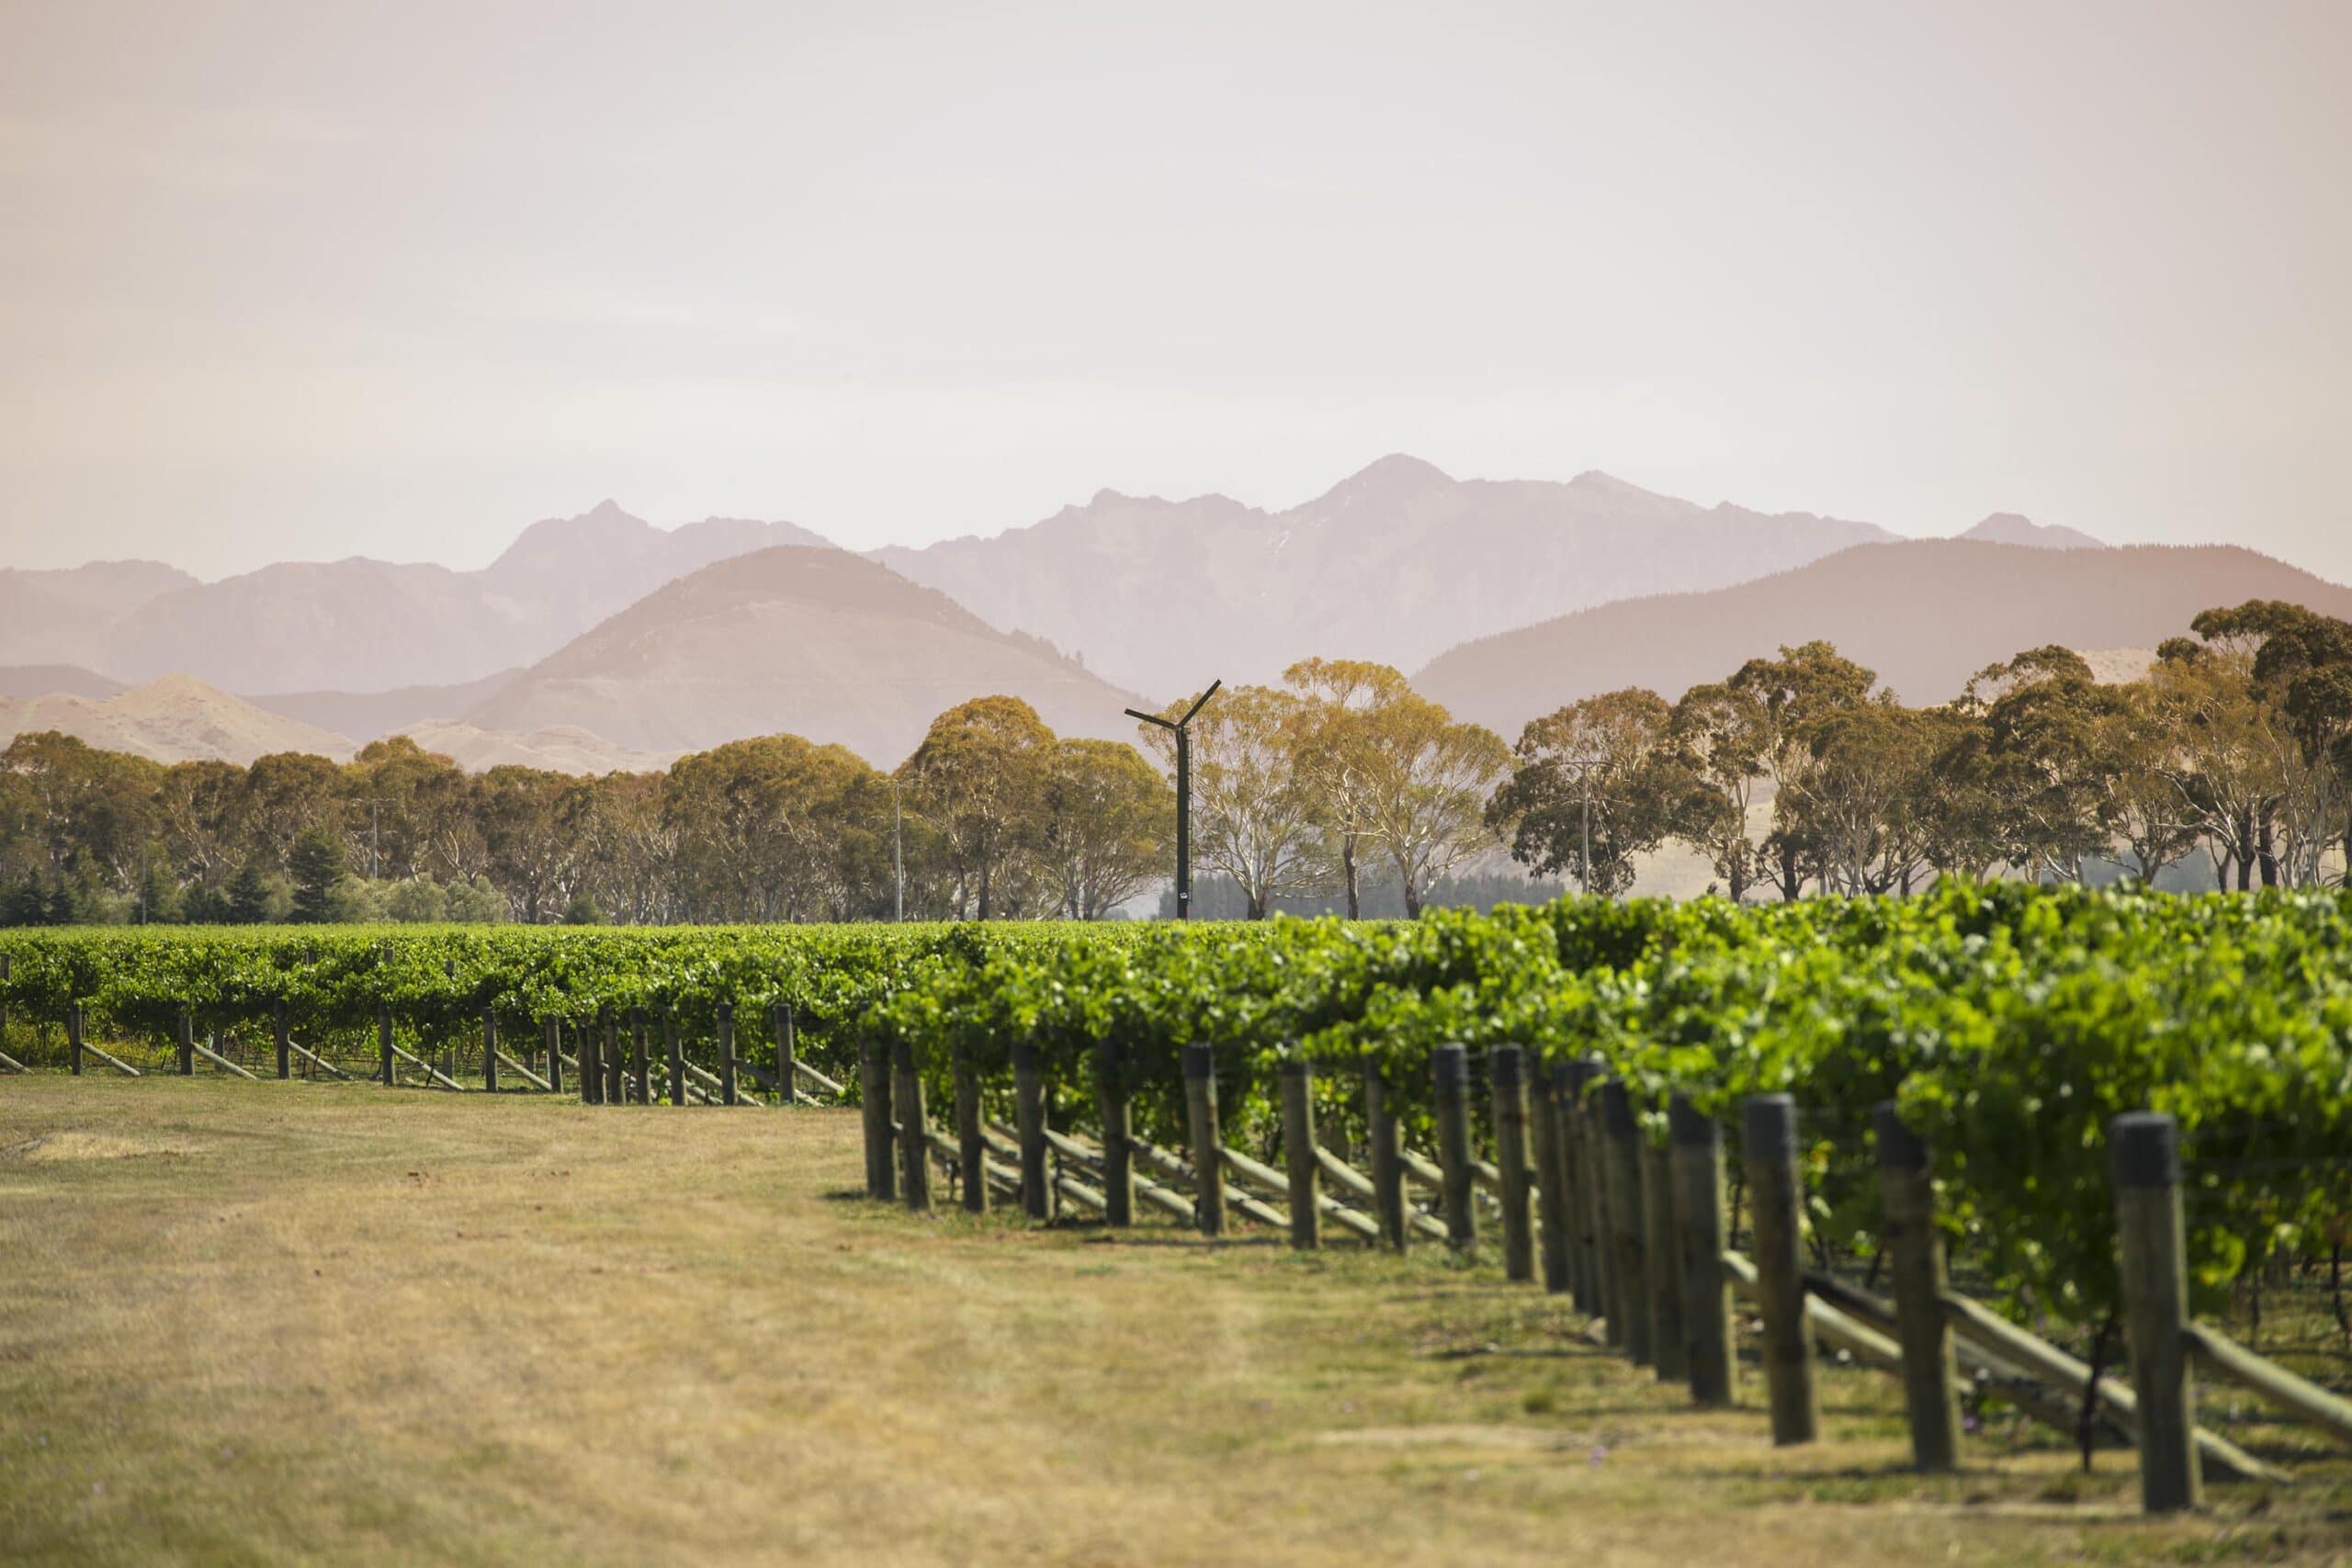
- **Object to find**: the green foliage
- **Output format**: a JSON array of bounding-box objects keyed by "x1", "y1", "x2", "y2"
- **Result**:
[{"x1": 5, "y1": 885, "x2": 2348, "y2": 1333}]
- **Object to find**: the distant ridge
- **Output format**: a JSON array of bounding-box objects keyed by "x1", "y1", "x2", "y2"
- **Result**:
[
  {"x1": 871, "y1": 455, "x2": 1897, "y2": 700},
  {"x1": 62, "y1": 504, "x2": 833, "y2": 695},
  {"x1": 1958, "y1": 513, "x2": 2106, "y2": 550},
  {"x1": 465, "y1": 545, "x2": 1149, "y2": 766},
  {"x1": 1413, "y1": 539, "x2": 2352, "y2": 737}
]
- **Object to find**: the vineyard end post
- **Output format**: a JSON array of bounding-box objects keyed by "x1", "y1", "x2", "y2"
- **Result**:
[
  {"x1": 717, "y1": 1001, "x2": 737, "y2": 1107},
  {"x1": 1012, "y1": 1041, "x2": 1052, "y2": 1222},
  {"x1": 1182, "y1": 1043, "x2": 1224, "y2": 1238},
  {"x1": 1279, "y1": 1057, "x2": 1320, "y2": 1251},
  {"x1": 1742, "y1": 1093, "x2": 1820, "y2": 1445},
  {"x1": 1092, "y1": 1039, "x2": 1133, "y2": 1226},
  {"x1": 894, "y1": 1041, "x2": 931, "y2": 1212},
  {"x1": 178, "y1": 1008, "x2": 195, "y2": 1077},
  {"x1": 1363, "y1": 1061, "x2": 1408, "y2": 1252},
  {"x1": 1490, "y1": 1044, "x2": 1534, "y2": 1281},
  {"x1": 663, "y1": 1008, "x2": 684, "y2": 1107},
  {"x1": 955, "y1": 1047, "x2": 989, "y2": 1215},
  {"x1": 775, "y1": 1004, "x2": 797, "y2": 1107},
  {"x1": 376, "y1": 1002, "x2": 393, "y2": 1088},
  {"x1": 69, "y1": 1000, "x2": 85, "y2": 1077},
  {"x1": 274, "y1": 998, "x2": 290, "y2": 1081},
  {"x1": 543, "y1": 1017, "x2": 562, "y2": 1095},
  {"x1": 1669, "y1": 1093, "x2": 1736, "y2": 1406},
  {"x1": 1873, "y1": 1100, "x2": 1960, "y2": 1472},
  {"x1": 2112, "y1": 1111, "x2": 2201, "y2": 1514},
  {"x1": 1642, "y1": 1136, "x2": 1688, "y2": 1382},
  {"x1": 482, "y1": 1009, "x2": 498, "y2": 1094},
  {"x1": 1431, "y1": 1043, "x2": 1476, "y2": 1251},
  {"x1": 1599, "y1": 1078, "x2": 1653, "y2": 1364},
  {"x1": 629, "y1": 1007, "x2": 649, "y2": 1105},
  {"x1": 1532, "y1": 1059, "x2": 1571, "y2": 1294},
  {"x1": 1575, "y1": 1055, "x2": 1612, "y2": 1323}
]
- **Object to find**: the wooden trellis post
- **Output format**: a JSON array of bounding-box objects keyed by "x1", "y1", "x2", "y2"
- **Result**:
[
  {"x1": 1669, "y1": 1093, "x2": 1736, "y2": 1407},
  {"x1": 2113, "y1": 1111, "x2": 2200, "y2": 1513},
  {"x1": 1742, "y1": 1093, "x2": 1819, "y2": 1445},
  {"x1": 377, "y1": 1003, "x2": 394, "y2": 1088},
  {"x1": 1490, "y1": 1044, "x2": 1533, "y2": 1282},
  {"x1": 69, "y1": 1000, "x2": 85, "y2": 1076},
  {"x1": 1013, "y1": 1041, "x2": 1053, "y2": 1221},
  {"x1": 579, "y1": 1017, "x2": 603, "y2": 1105},
  {"x1": 630, "y1": 1008, "x2": 650, "y2": 1104},
  {"x1": 1574, "y1": 1055, "x2": 1612, "y2": 1323},
  {"x1": 786, "y1": 1006, "x2": 804, "y2": 1104},
  {"x1": 664, "y1": 1008, "x2": 684, "y2": 1107},
  {"x1": 1873, "y1": 1100, "x2": 1959, "y2": 1472},
  {"x1": 275, "y1": 999, "x2": 291, "y2": 1080},
  {"x1": 1599, "y1": 1079, "x2": 1652, "y2": 1364},
  {"x1": 482, "y1": 1009, "x2": 499, "y2": 1092},
  {"x1": 955, "y1": 1047, "x2": 989, "y2": 1215},
  {"x1": 894, "y1": 1041, "x2": 931, "y2": 1212},
  {"x1": 1093, "y1": 1039, "x2": 1133, "y2": 1226},
  {"x1": 179, "y1": 1008, "x2": 196, "y2": 1077},
  {"x1": 1279, "y1": 1058, "x2": 1320, "y2": 1251},
  {"x1": 1642, "y1": 1137, "x2": 1687, "y2": 1382},
  {"x1": 717, "y1": 1001, "x2": 737, "y2": 1107},
  {"x1": 1431, "y1": 1043, "x2": 1476, "y2": 1250},
  {"x1": 1364, "y1": 1061, "x2": 1408, "y2": 1252},
  {"x1": 1182, "y1": 1043, "x2": 1224, "y2": 1238},
  {"x1": 1532, "y1": 1058, "x2": 1571, "y2": 1294},
  {"x1": 543, "y1": 1017, "x2": 563, "y2": 1095}
]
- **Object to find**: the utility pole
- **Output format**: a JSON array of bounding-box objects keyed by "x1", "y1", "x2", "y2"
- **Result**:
[
  {"x1": 1125, "y1": 681, "x2": 1221, "y2": 920},
  {"x1": 1581, "y1": 771, "x2": 1592, "y2": 898}
]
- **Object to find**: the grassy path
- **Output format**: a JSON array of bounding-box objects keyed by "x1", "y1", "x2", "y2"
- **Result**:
[{"x1": 1, "y1": 1078, "x2": 2342, "y2": 1565}]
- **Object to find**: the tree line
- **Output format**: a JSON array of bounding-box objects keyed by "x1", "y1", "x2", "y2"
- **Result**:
[
  {"x1": 0, "y1": 659, "x2": 1510, "y2": 926},
  {"x1": 5, "y1": 598, "x2": 2346, "y2": 925},
  {"x1": 1487, "y1": 599, "x2": 2352, "y2": 897}
]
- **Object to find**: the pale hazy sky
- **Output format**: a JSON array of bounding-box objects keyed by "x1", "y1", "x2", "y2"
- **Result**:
[{"x1": 2, "y1": 1, "x2": 2346, "y2": 581}]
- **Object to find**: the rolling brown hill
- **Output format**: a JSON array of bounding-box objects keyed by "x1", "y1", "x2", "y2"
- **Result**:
[
  {"x1": 872, "y1": 455, "x2": 1895, "y2": 701},
  {"x1": 1414, "y1": 540, "x2": 2352, "y2": 737},
  {"x1": 462, "y1": 546, "x2": 1151, "y2": 765},
  {"x1": 0, "y1": 673, "x2": 356, "y2": 765}
]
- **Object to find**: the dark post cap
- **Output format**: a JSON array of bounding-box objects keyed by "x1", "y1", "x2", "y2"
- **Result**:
[
  {"x1": 1182, "y1": 1042, "x2": 1216, "y2": 1080},
  {"x1": 1278, "y1": 1056, "x2": 1310, "y2": 1078},
  {"x1": 1490, "y1": 1043, "x2": 1524, "y2": 1088},
  {"x1": 1011, "y1": 1040, "x2": 1037, "y2": 1071},
  {"x1": 1871, "y1": 1100, "x2": 1928, "y2": 1172},
  {"x1": 1741, "y1": 1094, "x2": 1798, "y2": 1161},
  {"x1": 1668, "y1": 1092, "x2": 1716, "y2": 1148},
  {"x1": 1600, "y1": 1078, "x2": 1637, "y2": 1136},
  {"x1": 2110, "y1": 1111, "x2": 2181, "y2": 1190}
]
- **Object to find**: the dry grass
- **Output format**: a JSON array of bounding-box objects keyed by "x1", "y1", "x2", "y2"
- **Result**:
[{"x1": 1, "y1": 1077, "x2": 2346, "y2": 1566}]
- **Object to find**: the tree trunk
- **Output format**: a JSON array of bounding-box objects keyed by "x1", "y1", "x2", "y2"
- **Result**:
[
  {"x1": 2257, "y1": 812, "x2": 2279, "y2": 888},
  {"x1": 1341, "y1": 835, "x2": 1361, "y2": 919}
]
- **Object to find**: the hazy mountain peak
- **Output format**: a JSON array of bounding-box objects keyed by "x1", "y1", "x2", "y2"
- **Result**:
[
  {"x1": 1959, "y1": 513, "x2": 2106, "y2": 550},
  {"x1": 1317, "y1": 453, "x2": 1454, "y2": 501}
]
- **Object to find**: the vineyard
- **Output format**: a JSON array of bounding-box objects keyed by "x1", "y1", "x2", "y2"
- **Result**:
[{"x1": 5, "y1": 883, "x2": 2351, "y2": 1517}]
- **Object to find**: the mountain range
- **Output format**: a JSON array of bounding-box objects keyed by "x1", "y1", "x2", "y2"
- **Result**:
[
  {"x1": 1414, "y1": 539, "x2": 2352, "y2": 736},
  {"x1": 871, "y1": 455, "x2": 1900, "y2": 697},
  {"x1": 0, "y1": 503, "x2": 829, "y2": 694},
  {"x1": 6, "y1": 457, "x2": 2345, "y2": 779}
]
